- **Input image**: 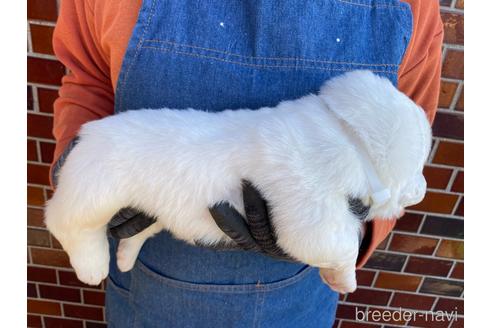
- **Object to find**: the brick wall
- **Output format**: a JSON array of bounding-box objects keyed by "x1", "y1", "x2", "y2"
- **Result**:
[
  {"x1": 27, "y1": 0, "x2": 464, "y2": 327},
  {"x1": 27, "y1": 1, "x2": 107, "y2": 327}
]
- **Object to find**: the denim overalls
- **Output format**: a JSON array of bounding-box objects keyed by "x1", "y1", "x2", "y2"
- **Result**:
[{"x1": 105, "y1": 1, "x2": 412, "y2": 327}]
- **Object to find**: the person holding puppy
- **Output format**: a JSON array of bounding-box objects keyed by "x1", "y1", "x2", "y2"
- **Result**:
[{"x1": 51, "y1": 0, "x2": 443, "y2": 327}]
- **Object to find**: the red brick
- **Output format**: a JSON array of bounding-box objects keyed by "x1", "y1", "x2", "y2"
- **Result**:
[
  {"x1": 450, "y1": 317, "x2": 464, "y2": 328},
  {"x1": 83, "y1": 290, "x2": 106, "y2": 306},
  {"x1": 389, "y1": 233, "x2": 439, "y2": 255},
  {"x1": 27, "y1": 186, "x2": 45, "y2": 206},
  {"x1": 374, "y1": 272, "x2": 421, "y2": 291},
  {"x1": 28, "y1": 86, "x2": 34, "y2": 110},
  {"x1": 432, "y1": 112, "x2": 463, "y2": 140},
  {"x1": 394, "y1": 213, "x2": 424, "y2": 232},
  {"x1": 409, "y1": 191, "x2": 459, "y2": 214},
  {"x1": 434, "y1": 298, "x2": 464, "y2": 315},
  {"x1": 31, "y1": 248, "x2": 71, "y2": 267},
  {"x1": 407, "y1": 315, "x2": 451, "y2": 328},
  {"x1": 27, "y1": 207, "x2": 45, "y2": 227},
  {"x1": 441, "y1": 13, "x2": 464, "y2": 45},
  {"x1": 390, "y1": 292, "x2": 435, "y2": 311},
  {"x1": 442, "y1": 50, "x2": 463, "y2": 79},
  {"x1": 58, "y1": 270, "x2": 102, "y2": 289},
  {"x1": 420, "y1": 278, "x2": 463, "y2": 298},
  {"x1": 356, "y1": 270, "x2": 376, "y2": 286},
  {"x1": 27, "y1": 314, "x2": 42, "y2": 328},
  {"x1": 438, "y1": 81, "x2": 458, "y2": 108},
  {"x1": 28, "y1": 139, "x2": 38, "y2": 161},
  {"x1": 28, "y1": 266, "x2": 57, "y2": 283},
  {"x1": 85, "y1": 322, "x2": 107, "y2": 328},
  {"x1": 39, "y1": 284, "x2": 81, "y2": 302},
  {"x1": 27, "y1": 113, "x2": 54, "y2": 139},
  {"x1": 451, "y1": 171, "x2": 463, "y2": 193},
  {"x1": 454, "y1": 197, "x2": 464, "y2": 216},
  {"x1": 28, "y1": 163, "x2": 51, "y2": 186},
  {"x1": 27, "y1": 57, "x2": 65, "y2": 85},
  {"x1": 51, "y1": 235, "x2": 63, "y2": 249},
  {"x1": 44, "y1": 317, "x2": 84, "y2": 328},
  {"x1": 28, "y1": 282, "x2": 37, "y2": 298},
  {"x1": 40, "y1": 142, "x2": 56, "y2": 163},
  {"x1": 346, "y1": 288, "x2": 391, "y2": 306},
  {"x1": 46, "y1": 188, "x2": 54, "y2": 200},
  {"x1": 28, "y1": 0, "x2": 58, "y2": 21},
  {"x1": 423, "y1": 166, "x2": 453, "y2": 189},
  {"x1": 38, "y1": 88, "x2": 58, "y2": 113},
  {"x1": 421, "y1": 216, "x2": 463, "y2": 239},
  {"x1": 455, "y1": 86, "x2": 464, "y2": 111},
  {"x1": 336, "y1": 304, "x2": 366, "y2": 320},
  {"x1": 27, "y1": 228, "x2": 51, "y2": 247},
  {"x1": 63, "y1": 304, "x2": 104, "y2": 321},
  {"x1": 366, "y1": 251, "x2": 406, "y2": 272},
  {"x1": 30, "y1": 24, "x2": 55, "y2": 55},
  {"x1": 450, "y1": 262, "x2": 464, "y2": 279},
  {"x1": 404, "y1": 256, "x2": 453, "y2": 277},
  {"x1": 27, "y1": 299, "x2": 61, "y2": 315},
  {"x1": 436, "y1": 240, "x2": 464, "y2": 260}
]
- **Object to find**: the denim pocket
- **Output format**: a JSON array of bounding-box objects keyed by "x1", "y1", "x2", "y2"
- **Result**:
[
  {"x1": 133, "y1": 259, "x2": 313, "y2": 293},
  {"x1": 128, "y1": 260, "x2": 337, "y2": 327},
  {"x1": 106, "y1": 277, "x2": 135, "y2": 328}
]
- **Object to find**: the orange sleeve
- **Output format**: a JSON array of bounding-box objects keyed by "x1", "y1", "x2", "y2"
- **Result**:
[
  {"x1": 356, "y1": 0, "x2": 443, "y2": 268},
  {"x1": 50, "y1": 0, "x2": 115, "y2": 187}
]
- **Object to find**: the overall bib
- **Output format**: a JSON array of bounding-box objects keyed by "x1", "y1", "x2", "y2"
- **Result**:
[{"x1": 105, "y1": 1, "x2": 412, "y2": 327}]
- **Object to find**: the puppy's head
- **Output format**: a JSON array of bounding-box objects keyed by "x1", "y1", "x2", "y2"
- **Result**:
[{"x1": 319, "y1": 70, "x2": 432, "y2": 219}]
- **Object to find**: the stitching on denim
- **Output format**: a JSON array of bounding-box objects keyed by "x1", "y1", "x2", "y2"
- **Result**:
[
  {"x1": 143, "y1": 40, "x2": 399, "y2": 67},
  {"x1": 252, "y1": 290, "x2": 261, "y2": 327},
  {"x1": 116, "y1": 0, "x2": 158, "y2": 112},
  {"x1": 336, "y1": 0, "x2": 403, "y2": 8},
  {"x1": 140, "y1": 46, "x2": 398, "y2": 74},
  {"x1": 253, "y1": 290, "x2": 266, "y2": 327},
  {"x1": 395, "y1": 1, "x2": 413, "y2": 88},
  {"x1": 135, "y1": 260, "x2": 314, "y2": 293}
]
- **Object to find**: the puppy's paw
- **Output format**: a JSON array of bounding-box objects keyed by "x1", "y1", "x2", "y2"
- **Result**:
[
  {"x1": 70, "y1": 248, "x2": 110, "y2": 286},
  {"x1": 67, "y1": 233, "x2": 110, "y2": 286},
  {"x1": 319, "y1": 268, "x2": 357, "y2": 294},
  {"x1": 116, "y1": 238, "x2": 141, "y2": 272}
]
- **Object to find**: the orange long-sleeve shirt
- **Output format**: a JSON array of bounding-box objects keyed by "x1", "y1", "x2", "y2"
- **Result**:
[{"x1": 51, "y1": 0, "x2": 443, "y2": 268}]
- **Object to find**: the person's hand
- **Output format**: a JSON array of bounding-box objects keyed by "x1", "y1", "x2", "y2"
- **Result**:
[
  {"x1": 107, "y1": 207, "x2": 157, "y2": 239},
  {"x1": 208, "y1": 180, "x2": 292, "y2": 260}
]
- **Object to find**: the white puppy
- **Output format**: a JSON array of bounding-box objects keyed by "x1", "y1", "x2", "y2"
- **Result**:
[{"x1": 45, "y1": 70, "x2": 431, "y2": 293}]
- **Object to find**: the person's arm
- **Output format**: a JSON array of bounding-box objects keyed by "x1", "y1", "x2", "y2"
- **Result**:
[
  {"x1": 50, "y1": 0, "x2": 114, "y2": 187},
  {"x1": 356, "y1": 0, "x2": 444, "y2": 268}
]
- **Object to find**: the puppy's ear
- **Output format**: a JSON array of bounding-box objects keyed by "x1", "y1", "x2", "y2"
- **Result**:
[
  {"x1": 319, "y1": 70, "x2": 432, "y2": 182},
  {"x1": 318, "y1": 70, "x2": 394, "y2": 124}
]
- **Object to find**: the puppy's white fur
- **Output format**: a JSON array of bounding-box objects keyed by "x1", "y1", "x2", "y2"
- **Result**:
[{"x1": 45, "y1": 71, "x2": 431, "y2": 293}]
